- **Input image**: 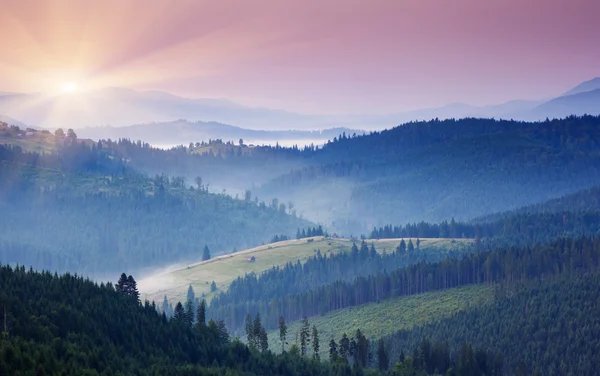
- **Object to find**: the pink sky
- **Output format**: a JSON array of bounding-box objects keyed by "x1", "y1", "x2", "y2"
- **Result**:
[{"x1": 0, "y1": 0, "x2": 599, "y2": 114}]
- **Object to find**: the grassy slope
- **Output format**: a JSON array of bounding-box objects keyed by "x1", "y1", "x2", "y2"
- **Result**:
[
  {"x1": 139, "y1": 236, "x2": 473, "y2": 304},
  {"x1": 266, "y1": 284, "x2": 495, "y2": 356}
]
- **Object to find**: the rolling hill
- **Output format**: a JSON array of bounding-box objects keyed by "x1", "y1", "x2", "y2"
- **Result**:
[
  {"x1": 139, "y1": 236, "x2": 471, "y2": 304},
  {"x1": 0, "y1": 142, "x2": 312, "y2": 277},
  {"x1": 266, "y1": 284, "x2": 495, "y2": 356}
]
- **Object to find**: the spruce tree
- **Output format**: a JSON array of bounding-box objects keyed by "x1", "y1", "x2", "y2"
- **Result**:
[
  {"x1": 300, "y1": 316, "x2": 310, "y2": 356},
  {"x1": 173, "y1": 302, "x2": 185, "y2": 322},
  {"x1": 161, "y1": 296, "x2": 170, "y2": 317},
  {"x1": 278, "y1": 315, "x2": 287, "y2": 352},
  {"x1": 339, "y1": 333, "x2": 350, "y2": 362},
  {"x1": 377, "y1": 339, "x2": 389, "y2": 371},
  {"x1": 312, "y1": 325, "x2": 320, "y2": 361},
  {"x1": 202, "y1": 245, "x2": 211, "y2": 261},
  {"x1": 184, "y1": 299, "x2": 194, "y2": 326},
  {"x1": 245, "y1": 314, "x2": 253, "y2": 348},
  {"x1": 398, "y1": 239, "x2": 407, "y2": 254},
  {"x1": 197, "y1": 299, "x2": 206, "y2": 326},
  {"x1": 259, "y1": 326, "x2": 269, "y2": 352},
  {"x1": 329, "y1": 337, "x2": 338, "y2": 362},
  {"x1": 126, "y1": 275, "x2": 139, "y2": 302}
]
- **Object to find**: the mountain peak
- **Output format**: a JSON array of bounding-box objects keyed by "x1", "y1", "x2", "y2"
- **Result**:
[{"x1": 562, "y1": 77, "x2": 600, "y2": 97}]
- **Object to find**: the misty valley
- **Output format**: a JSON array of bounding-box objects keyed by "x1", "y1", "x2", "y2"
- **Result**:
[{"x1": 2, "y1": 2, "x2": 600, "y2": 374}]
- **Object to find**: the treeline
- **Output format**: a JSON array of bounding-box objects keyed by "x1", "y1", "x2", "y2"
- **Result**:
[
  {"x1": 385, "y1": 272, "x2": 600, "y2": 375},
  {"x1": 210, "y1": 240, "x2": 474, "y2": 329},
  {"x1": 0, "y1": 264, "x2": 379, "y2": 376},
  {"x1": 370, "y1": 211, "x2": 600, "y2": 247},
  {"x1": 209, "y1": 235, "x2": 600, "y2": 334},
  {"x1": 296, "y1": 225, "x2": 326, "y2": 239},
  {"x1": 208, "y1": 239, "x2": 469, "y2": 331}
]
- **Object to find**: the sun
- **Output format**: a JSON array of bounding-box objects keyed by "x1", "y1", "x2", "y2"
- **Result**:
[{"x1": 59, "y1": 82, "x2": 80, "y2": 93}]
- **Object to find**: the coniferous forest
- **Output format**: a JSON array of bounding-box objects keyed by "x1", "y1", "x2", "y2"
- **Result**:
[
  {"x1": 4, "y1": 114, "x2": 600, "y2": 375},
  {"x1": 3, "y1": 4, "x2": 600, "y2": 374}
]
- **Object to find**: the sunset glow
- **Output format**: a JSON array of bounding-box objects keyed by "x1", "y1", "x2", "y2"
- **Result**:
[
  {"x1": 59, "y1": 82, "x2": 79, "y2": 93},
  {"x1": 0, "y1": 0, "x2": 598, "y2": 114}
]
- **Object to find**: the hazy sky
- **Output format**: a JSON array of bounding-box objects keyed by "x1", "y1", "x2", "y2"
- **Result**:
[{"x1": 1, "y1": 0, "x2": 599, "y2": 114}]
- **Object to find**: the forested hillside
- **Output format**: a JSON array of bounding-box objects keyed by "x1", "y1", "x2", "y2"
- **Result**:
[
  {"x1": 257, "y1": 116, "x2": 600, "y2": 231},
  {"x1": 0, "y1": 265, "x2": 359, "y2": 376},
  {"x1": 0, "y1": 143, "x2": 311, "y2": 276},
  {"x1": 385, "y1": 273, "x2": 600, "y2": 375},
  {"x1": 473, "y1": 184, "x2": 600, "y2": 223},
  {"x1": 47, "y1": 116, "x2": 600, "y2": 235},
  {"x1": 207, "y1": 232, "x2": 600, "y2": 336}
]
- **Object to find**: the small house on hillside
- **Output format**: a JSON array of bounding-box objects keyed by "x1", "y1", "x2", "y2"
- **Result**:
[{"x1": 247, "y1": 256, "x2": 256, "y2": 262}]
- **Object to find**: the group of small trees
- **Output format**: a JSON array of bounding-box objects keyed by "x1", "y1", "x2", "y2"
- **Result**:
[
  {"x1": 296, "y1": 225, "x2": 325, "y2": 239},
  {"x1": 116, "y1": 273, "x2": 140, "y2": 302},
  {"x1": 54, "y1": 128, "x2": 77, "y2": 139},
  {"x1": 245, "y1": 313, "x2": 269, "y2": 352},
  {"x1": 329, "y1": 329, "x2": 370, "y2": 368}
]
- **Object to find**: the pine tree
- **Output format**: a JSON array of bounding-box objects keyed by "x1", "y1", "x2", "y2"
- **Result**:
[
  {"x1": 202, "y1": 245, "x2": 211, "y2": 261},
  {"x1": 245, "y1": 314, "x2": 254, "y2": 348},
  {"x1": 186, "y1": 285, "x2": 195, "y2": 303},
  {"x1": 252, "y1": 314, "x2": 263, "y2": 349},
  {"x1": 173, "y1": 302, "x2": 186, "y2": 322},
  {"x1": 259, "y1": 326, "x2": 269, "y2": 352},
  {"x1": 117, "y1": 273, "x2": 128, "y2": 292},
  {"x1": 377, "y1": 339, "x2": 389, "y2": 371},
  {"x1": 196, "y1": 299, "x2": 206, "y2": 326},
  {"x1": 210, "y1": 281, "x2": 217, "y2": 292},
  {"x1": 300, "y1": 316, "x2": 310, "y2": 356},
  {"x1": 354, "y1": 329, "x2": 369, "y2": 368},
  {"x1": 339, "y1": 333, "x2": 350, "y2": 362},
  {"x1": 161, "y1": 296, "x2": 170, "y2": 317},
  {"x1": 369, "y1": 243, "x2": 377, "y2": 258},
  {"x1": 407, "y1": 239, "x2": 415, "y2": 253},
  {"x1": 126, "y1": 275, "x2": 139, "y2": 302},
  {"x1": 312, "y1": 325, "x2": 320, "y2": 361},
  {"x1": 184, "y1": 299, "x2": 194, "y2": 326},
  {"x1": 398, "y1": 239, "x2": 407, "y2": 254},
  {"x1": 329, "y1": 337, "x2": 338, "y2": 362},
  {"x1": 278, "y1": 315, "x2": 287, "y2": 352}
]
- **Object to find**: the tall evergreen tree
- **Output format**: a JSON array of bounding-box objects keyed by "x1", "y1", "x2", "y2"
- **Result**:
[
  {"x1": 202, "y1": 245, "x2": 211, "y2": 261},
  {"x1": 184, "y1": 299, "x2": 194, "y2": 326},
  {"x1": 173, "y1": 302, "x2": 186, "y2": 323},
  {"x1": 196, "y1": 299, "x2": 206, "y2": 327},
  {"x1": 339, "y1": 333, "x2": 350, "y2": 362},
  {"x1": 186, "y1": 285, "x2": 195, "y2": 303},
  {"x1": 300, "y1": 316, "x2": 310, "y2": 357},
  {"x1": 161, "y1": 295, "x2": 170, "y2": 317},
  {"x1": 377, "y1": 339, "x2": 389, "y2": 371},
  {"x1": 312, "y1": 325, "x2": 320, "y2": 361},
  {"x1": 329, "y1": 337, "x2": 338, "y2": 362},
  {"x1": 278, "y1": 315, "x2": 287, "y2": 352},
  {"x1": 245, "y1": 314, "x2": 254, "y2": 348},
  {"x1": 398, "y1": 239, "x2": 407, "y2": 254},
  {"x1": 259, "y1": 326, "x2": 269, "y2": 352}
]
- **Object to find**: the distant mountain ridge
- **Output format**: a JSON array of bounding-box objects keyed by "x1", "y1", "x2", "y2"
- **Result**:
[
  {"x1": 76, "y1": 120, "x2": 362, "y2": 147},
  {"x1": 0, "y1": 76, "x2": 599, "y2": 132},
  {"x1": 562, "y1": 77, "x2": 600, "y2": 96}
]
